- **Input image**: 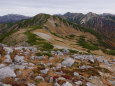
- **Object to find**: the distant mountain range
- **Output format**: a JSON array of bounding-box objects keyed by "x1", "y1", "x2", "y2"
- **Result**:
[
  {"x1": 59, "y1": 12, "x2": 115, "y2": 48},
  {"x1": 0, "y1": 14, "x2": 30, "y2": 24}
]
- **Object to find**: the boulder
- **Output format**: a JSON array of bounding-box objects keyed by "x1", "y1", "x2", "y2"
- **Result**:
[
  {"x1": 62, "y1": 57, "x2": 75, "y2": 67},
  {"x1": 0, "y1": 67, "x2": 16, "y2": 80},
  {"x1": 14, "y1": 55, "x2": 25, "y2": 63}
]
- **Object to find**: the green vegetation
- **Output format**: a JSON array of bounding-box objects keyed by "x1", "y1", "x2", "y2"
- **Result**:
[
  {"x1": 102, "y1": 49, "x2": 115, "y2": 55},
  {"x1": 30, "y1": 25, "x2": 43, "y2": 31},
  {"x1": 0, "y1": 30, "x2": 17, "y2": 42},
  {"x1": 55, "y1": 23, "x2": 60, "y2": 27},
  {"x1": 24, "y1": 31, "x2": 54, "y2": 50},
  {"x1": 36, "y1": 52, "x2": 52, "y2": 57},
  {"x1": 50, "y1": 32, "x2": 64, "y2": 38},
  {"x1": 65, "y1": 34, "x2": 76, "y2": 39},
  {"x1": 78, "y1": 36, "x2": 99, "y2": 50}
]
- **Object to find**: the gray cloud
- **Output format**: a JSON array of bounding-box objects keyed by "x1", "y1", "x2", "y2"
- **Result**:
[{"x1": 0, "y1": 0, "x2": 115, "y2": 16}]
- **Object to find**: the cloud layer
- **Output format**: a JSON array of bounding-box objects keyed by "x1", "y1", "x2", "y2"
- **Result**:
[{"x1": 0, "y1": 0, "x2": 115, "y2": 16}]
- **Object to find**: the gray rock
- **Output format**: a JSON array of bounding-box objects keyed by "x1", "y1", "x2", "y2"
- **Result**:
[
  {"x1": 2, "y1": 84, "x2": 12, "y2": 86},
  {"x1": 4, "y1": 55, "x2": 12, "y2": 63},
  {"x1": 109, "y1": 80, "x2": 115, "y2": 85},
  {"x1": 27, "y1": 83, "x2": 36, "y2": 86},
  {"x1": 62, "y1": 57, "x2": 75, "y2": 67},
  {"x1": 62, "y1": 82, "x2": 72, "y2": 86},
  {"x1": 54, "y1": 82, "x2": 60, "y2": 86},
  {"x1": 73, "y1": 72, "x2": 80, "y2": 76},
  {"x1": 57, "y1": 51, "x2": 63, "y2": 56},
  {"x1": 57, "y1": 77, "x2": 66, "y2": 81},
  {"x1": 0, "y1": 64, "x2": 6, "y2": 68},
  {"x1": 4, "y1": 59, "x2": 12, "y2": 63},
  {"x1": 62, "y1": 49, "x2": 69, "y2": 54},
  {"x1": 74, "y1": 81, "x2": 82, "y2": 85},
  {"x1": 14, "y1": 55, "x2": 25, "y2": 63},
  {"x1": 79, "y1": 65, "x2": 93, "y2": 69},
  {"x1": 35, "y1": 56, "x2": 44, "y2": 59},
  {"x1": 40, "y1": 69, "x2": 49, "y2": 74},
  {"x1": 35, "y1": 76, "x2": 44, "y2": 81},
  {"x1": 0, "y1": 67, "x2": 16, "y2": 80},
  {"x1": 86, "y1": 82, "x2": 96, "y2": 86}
]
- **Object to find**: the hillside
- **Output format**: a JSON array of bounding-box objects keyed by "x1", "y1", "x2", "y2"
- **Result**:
[
  {"x1": 0, "y1": 13, "x2": 115, "y2": 55},
  {"x1": 0, "y1": 13, "x2": 115, "y2": 86},
  {"x1": 60, "y1": 12, "x2": 115, "y2": 49}
]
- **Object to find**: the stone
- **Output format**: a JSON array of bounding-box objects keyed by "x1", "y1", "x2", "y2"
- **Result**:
[
  {"x1": 40, "y1": 69, "x2": 49, "y2": 74},
  {"x1": 54, "y1": 82, "x2": 60, "y2": 86},
  {"x1": 27, "y1": 83, "x2": 36, "y2": 86},
  {"x1": 62, "y1": 57, "x2": 75, "y2": 67},
  {"x1": 79, "y1": 65, "x2": 93, "y2": 69},
  {"x1": 74, "y1": 81, "x2": 82, "y2": 85},
  {"x1": 73, "y1": 72, "x2": 80, "y2": 76},
  {"x1": 0, "y1": 64, "x2": 6, "y2": 68},
  {"x1": 14, "y1": 55, "x2": 25, "y2": 63},
  {"x1": 62, "y1": 49, "x2": 69, "y2": 54},
  {"x1": 86, "y1": 82, "x2": 96, "y2": 86},
  {"x1": 2, "y1": 84, "x2": 12, "y2": 86},
  {"x1": 109, "y1": 80, "x2": 115, "y2": 86},
  {"x1": 0, "y1": 67, "x2": 16, "y2": 80},
  {"x1": 62, "y1": 82, "x2": 72, "y2": 86},
  {"x1": 35, "y1": 76, "x2": 44, "y2": 81}
]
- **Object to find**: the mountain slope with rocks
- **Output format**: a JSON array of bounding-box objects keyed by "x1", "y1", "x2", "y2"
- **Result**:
[
  {"x1": 0, "y1": 13, "x2": 115, "y2": 86},
  {"x1": 60, "y1": 12, "x2": 115, "y2": 49}
]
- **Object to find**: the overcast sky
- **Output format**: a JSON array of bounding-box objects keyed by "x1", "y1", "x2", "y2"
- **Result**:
[{"x1": 0, "y1": 0, "x2": 115, "y2": 16}]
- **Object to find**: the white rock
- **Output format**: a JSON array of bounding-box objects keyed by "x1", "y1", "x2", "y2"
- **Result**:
[
  {"x1": 62, "y1": 82, "x2": 72, "y2": 86},
  {"x1": 74, "y1": 81, "x2": 82, "y2": 85},
  {"x1": 0, "y1": 67, "x2": 16, "y2": 80},
  {"x1": 62, "y1": 57, "x2": 75, "y2": 67},
  {"x1": 73, "y1": 72, "x2": 80, "y2": 76}
]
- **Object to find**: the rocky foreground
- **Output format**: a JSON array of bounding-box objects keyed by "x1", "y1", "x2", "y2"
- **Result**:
[{"x1": 0, "y1": 44, "x2": 115, "y2": 86}]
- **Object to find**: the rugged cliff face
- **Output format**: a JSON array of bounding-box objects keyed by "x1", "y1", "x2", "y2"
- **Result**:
[{"x1": 61, "y1": 12, "x2": 115, "y2": 48}]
